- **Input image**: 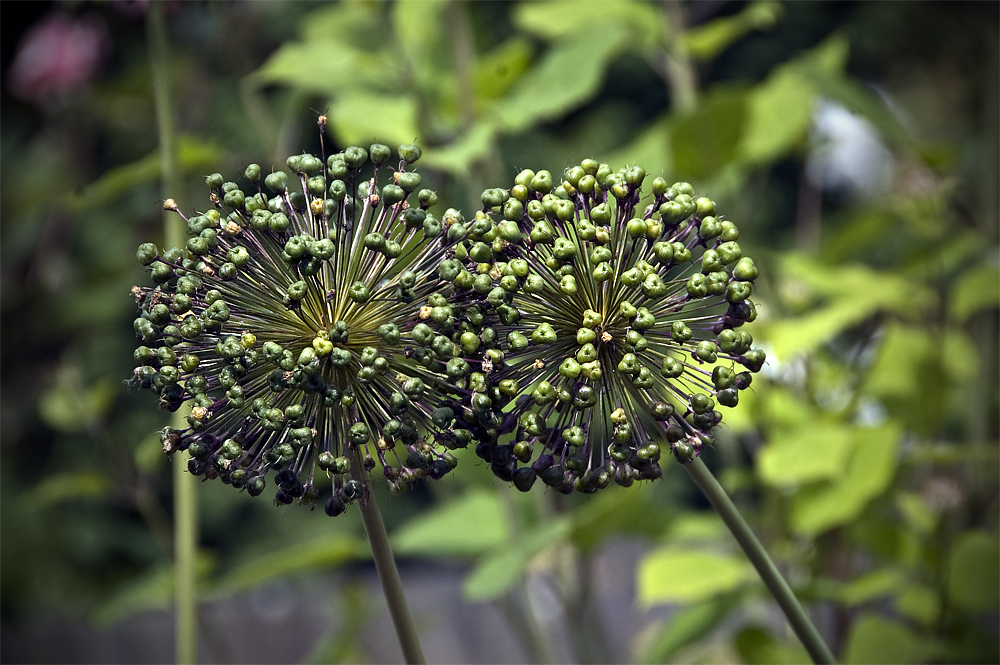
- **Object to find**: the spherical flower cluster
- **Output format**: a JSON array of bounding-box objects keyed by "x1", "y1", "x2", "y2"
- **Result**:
[
  {"x1": 131, "y1": 143, "x2": 487, "y2": 515},
  {"x1": 464, "y1": 160, "x2": 765, "y2": 494}
]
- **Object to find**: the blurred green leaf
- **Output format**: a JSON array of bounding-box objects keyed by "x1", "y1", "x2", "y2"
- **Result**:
[
  {"x1": 211, "y1": 534, "x2": 364, "y2": 598},
  {"x1": 950, "y1": 263, "x2": 1000, "y2": 322},
  {"x1": 28, "y1": 472, "x2": 111, "y2": 507},
  {"x1": 392, "y1": 0, "x2": 448, "y2": 70},
  {"x1": 740, "y1": 66, "x2": 815, "y2": 165},
  {"x1": 895, "y1": 583, "x2": 939, "y2": 626},
  {"x1": 837, "y1": 568, "x2": 906, "y2": 606},
  {"x1": 639, "y1": 594, "x2": 740, "y2": 663},
  {"x1": 637, "y1": 547, "x2": 752, "y2": 605},
  {"x1": 462, "y1": 516, "x2": 572, "y2": 601},
  {"x1": 894, "y1": 491, "x2": 937, "y2": 536},
  {"x1": 329, "y1": 92, "x2": 421, "y2": 148},
  {"x1": 757, "y1": 420, "x2": 855, "y2": 486},
  {"x1": 93, "y1": 554, "x2": 214, "y2": 626},
  {"x1": 947, "y1": 531, "x2": 1000, "y2": 612},
  {"x1": 473, "y1": 38, "x2": 534, "y2": 101},
  {"x1": 514, "y1": 0, "x2": 659, "y2": 47},
  {"x1": 598, "y1": 114, "x2": 673, "y2": 183},
  {"x1": 420, "y1": 123, "x2": 498, "y2": 177},
  {"x1": 392, "y1": 489, "x2": 510, "y2": 558},
  {"x1": 252, "y1": 39, "x2": 391, "y2": 96},
  {"x1": 670, "y1": 85, "x2": 748, "y2": 180},
  {"x1": 843, "y1": 614, "x2": 940, "y2": 664},
  {"x1": 685, "y1": 1, "x2": 782, "y2": 61},
  {"x1": 491, "y1": 25, "x2": 628, "y2": 133},
  {"x1": 38, "y1": 374, "x2": 116, "y2": 433},
  {"x1": 68, "y1": 137, "x2": 222, "y2": 212},
  {"x1": 734, "y1": 625, "x2": 810, "y2": 665},
  {"x1": 789, "y1": 423, "x2": 901, "y2": 535},
  {"x1": 764, "y1": 255, "x2": 935, "y2": 359},
  {"x1": 569, "y1": 483, "x2": 666, "y2": 551}
]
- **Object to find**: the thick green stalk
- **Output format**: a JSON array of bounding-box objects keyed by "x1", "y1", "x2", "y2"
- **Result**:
[
  {"x1": 684, "y1": 457, "x2": 836, "y2": 664},
  {"x1": 350, "y1": 453, "x2": 426, "y2": 665},
  {"x1": 148, "y1": 5, "x2": 198, "y2": 664}
]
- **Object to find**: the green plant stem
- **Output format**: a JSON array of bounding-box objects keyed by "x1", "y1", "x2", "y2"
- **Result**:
[
  {"x1": 684, "y1": 457, "x2": 836, "y2": 664},
  {"x1": 350, "y1": 453, "x2": 426, "y2": 665},
  {"x1": 148, "y1": 5, "x2": 198, "y2": 664}
]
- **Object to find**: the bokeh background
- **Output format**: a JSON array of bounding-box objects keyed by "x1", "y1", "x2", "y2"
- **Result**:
[{"x1": 2, "y1": 1, "x2": 997, "y2": 663}]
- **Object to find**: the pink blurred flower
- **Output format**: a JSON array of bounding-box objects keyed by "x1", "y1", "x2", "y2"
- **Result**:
[{"x1": 8, "y1": 11, "x2": 110, "y2": 104}]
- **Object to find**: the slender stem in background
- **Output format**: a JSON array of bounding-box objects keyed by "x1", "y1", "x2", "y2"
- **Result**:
[
  {"x1": 350, "y1": 452, "x2": 426, "y2": 665},
  {"x1": 684, "y1": 457, "x2": 837, "y2": 664},
  {"x1": 148, "y1": 5, "x2": 199, "y2": 664}
]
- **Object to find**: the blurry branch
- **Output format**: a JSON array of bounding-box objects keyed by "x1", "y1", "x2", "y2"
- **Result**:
[
  {"x1": 147, "y1": 5, "x2": 199, "y2": 664},
  {"x1": 657, "y1": 0, "x2": 699, "y2": 115}
]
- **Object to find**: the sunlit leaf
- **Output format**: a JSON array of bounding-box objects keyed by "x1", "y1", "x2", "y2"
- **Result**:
[
  {"x1": 514, "y1": 0, "x2": 659, "y2": 47},
  {"x1": 637, "y1": 547, "x2": 752, "y2": 606},
  {"x1": 685, "y1": 1, "x2": 782, "y2": 61},
  {"x1": 491, "y1": 25, "x2": 628, "y2": 133},
  {"x1": 757, "y1": 421, "x2": 854, "y2": 486},
  {"x1": 251, "y1": 40, "x2": 391, "y2": 96},
  {"x1": 329, "y1": 92, "x2": 421, "y2": 148},
  {"x1": 473, "y1": 37, "x2": 534, "y2": 101},
  {"x1": 740, "y1": 66, "x2": 816, "y2": 165},
  {"x1": 789, "y1": 423, "x2": 901, "y2": 535}
]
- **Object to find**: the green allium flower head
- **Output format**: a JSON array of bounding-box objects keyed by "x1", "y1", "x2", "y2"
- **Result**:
[
  {"x1": 466, "y1": 160, "x2": 765, "y2": 494},
  {"x1": 130, "y1": 143, "x2": 485, "y2": 516}
]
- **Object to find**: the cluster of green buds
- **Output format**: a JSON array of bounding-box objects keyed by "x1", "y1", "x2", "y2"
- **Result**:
[
  {"x1": 131, "y1": 136, "x2": 765, "y2": 511},
  {"x1": 459, "y1": 160, "x2": 766, "y2": 494},
  {"x1": 131, "y1": 142, "x2": 490, "y2": 515}
]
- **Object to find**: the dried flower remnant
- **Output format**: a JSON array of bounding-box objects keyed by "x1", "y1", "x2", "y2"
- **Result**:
[
  {"x1": 131, "y1": 143, "x2": 486, "y2": 515},
  {"x1": 465, "y1": 161, "x2": 765, "y2": 494}
]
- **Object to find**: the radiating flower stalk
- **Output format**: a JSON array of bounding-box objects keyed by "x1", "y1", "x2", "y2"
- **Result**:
[
  {"x1": 461, "y1": 161, "x2": 766, "y2": 493},
  {"x1": 132, "y1": 139, "x2": 483, "y2": 520}
]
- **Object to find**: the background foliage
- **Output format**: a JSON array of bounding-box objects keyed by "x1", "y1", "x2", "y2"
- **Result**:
[{"x1": 2, "y1": 1, "x2": 997, "y2": 663}]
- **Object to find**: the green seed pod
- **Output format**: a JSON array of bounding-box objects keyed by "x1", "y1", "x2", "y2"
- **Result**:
[
  {"x1": 531, "y1": 323, "x2": 557, "y2": 344},
  {"x1": 396, "y1": 171, "x2": 422, "y2": 193},
  {"x1": 661, "y1": 356, "x2": 684, "y2": 378},
  {"x1": 370, "y1": 143, "x2": 391, "y2": 164},
  {"x1": 136, "y1": 243, "x2": 159, "y2": 266},
  {"x1": 726, "y1": 280, "x2": 753, "y2": 304},
  {"x1": 733, "y1": 256, "x2": 759, "y2": 282},
  {"x1": 398, "y1": 144, "x2": 422, "y2": 164},
  {"x1": 264, "y1": 171, "x2": 287, "y2": 192},
  {"x1": 349, "y1": 422, "x2": 370, "y2": 445},
  {"x1": 695, "y1": 340, "x2": 718, "y2": 363}
]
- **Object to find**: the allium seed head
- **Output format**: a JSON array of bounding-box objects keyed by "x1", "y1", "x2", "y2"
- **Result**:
[
  {"x1": 464, "y1": 161, "x2": 765, "y2": 494},
  {"x1": 131, "y1": 143, "x2": 487, "y2": 514}
]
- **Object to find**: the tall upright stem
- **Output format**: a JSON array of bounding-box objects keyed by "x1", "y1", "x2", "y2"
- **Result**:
[
  {"x1": 148, "y1": 5, "x2": 198, "y2": 664},
  {"x1": 684, "y1": 457, "x2": 837, "y2": 664},
  {"x1": 350, "y1": 453, "x2": 426, "y2": 665}
]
